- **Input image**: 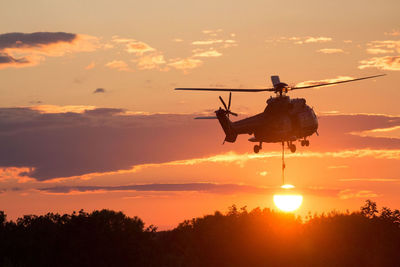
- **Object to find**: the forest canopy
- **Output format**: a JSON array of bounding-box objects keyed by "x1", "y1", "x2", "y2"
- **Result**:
[{"x1": 1, "y1": 200, "x2": 400, "y2": 267}]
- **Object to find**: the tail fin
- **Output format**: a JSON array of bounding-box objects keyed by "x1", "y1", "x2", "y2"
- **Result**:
[
  {"x1": 271, "y1": 75, "x2": 281, "y2": 87},
  {"x1": 215, "y1": 108, "x2": 237, "y2": 143}
]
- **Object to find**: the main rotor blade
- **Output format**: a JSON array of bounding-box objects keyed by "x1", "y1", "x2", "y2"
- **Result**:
[
  {"x1": 228, "y1": 92, "x2": 232, "y2": 110},
  {"x1": 290, "y1": 74, "x2": 386, "y2": 90},
  {"x1": 175, "y1": 88, "x2": 275, "y2": 92},
  {"x1": 219, "y1": 96, "x2": 228, "y2": 110},
  {"x1": 229, "y1": 111, "x2": 238, "y2": 117}
]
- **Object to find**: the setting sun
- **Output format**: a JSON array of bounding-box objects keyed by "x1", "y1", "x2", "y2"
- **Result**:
[
  {"x1": 273, "y1": 185, "x2": 303, "y2": 212},
  {"x1": 273, "y1": 194, "x2": 303, "y2": 212}
]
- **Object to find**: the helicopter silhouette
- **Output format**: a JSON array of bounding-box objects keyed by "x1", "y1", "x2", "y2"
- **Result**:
[{"x1": 175, "y1": 74, "x2": 385, "y2": 154}]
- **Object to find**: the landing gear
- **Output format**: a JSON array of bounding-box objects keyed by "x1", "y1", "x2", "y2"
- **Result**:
[
  {"x1": 289, "y1": 144, "x2": 296, "y2": 153},
  {"x1": 253, "y1": 145, "x2": 260, "y2": 153},
  {"x1": 253, "y1": 142, "x2": 262, "y2": 154},
  {"x1": 287, "y1": 141, "x2": 296, "y2": 153},
  {"x1": 300, "y1": 139, "x2": 310, "y2": 147}
]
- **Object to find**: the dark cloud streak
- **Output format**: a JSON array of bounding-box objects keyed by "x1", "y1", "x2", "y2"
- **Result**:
[
  {"x1": 0, "y1": 32, "x2": 76, "y2": 49},
  {"x1": 38, "y1": 183, "x2": 339, "y2": 197},
  {"x1": 1, "y1": 107, "x2": 400, "y2": 180},
  {"x1": 93, "y1": 88, "x2": 106, "y2": 94}
]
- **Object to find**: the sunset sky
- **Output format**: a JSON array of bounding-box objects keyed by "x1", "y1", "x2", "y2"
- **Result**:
[{"x1": 1, "y1": 0, "x2": 400, "y2": 229}]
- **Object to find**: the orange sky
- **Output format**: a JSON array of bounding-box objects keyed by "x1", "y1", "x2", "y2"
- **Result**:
[{"x1": 0, "y1": 0, "x2": 400, "y2": 229}]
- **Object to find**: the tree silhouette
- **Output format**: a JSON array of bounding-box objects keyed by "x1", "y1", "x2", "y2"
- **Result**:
[{"x1": 1, "y1": 200, "x2": 400, "y2": 266}]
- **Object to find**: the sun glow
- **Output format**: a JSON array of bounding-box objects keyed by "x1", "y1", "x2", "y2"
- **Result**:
[{"x1": 273, "y1": 185, "x2": 303, "y2": 212}]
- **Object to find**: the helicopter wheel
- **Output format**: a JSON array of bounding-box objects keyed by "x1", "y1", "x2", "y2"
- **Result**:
[
  {"x1": 289, "y1": 144, "x2": 296, "y2": 153},
  {"x1": 301, "y1": 140, "x2": 305, "y2": 146},
  {"x1": 305, "y1": 140, "x2": 310, "y2": 146},
  {"x1": 253, "y1": 145, "x2": 260, "y2": 154}
]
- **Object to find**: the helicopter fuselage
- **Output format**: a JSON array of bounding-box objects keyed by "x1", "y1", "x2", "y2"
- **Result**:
[{"x1": 216, "y1": 95, "x2": 318, "y2": 152}]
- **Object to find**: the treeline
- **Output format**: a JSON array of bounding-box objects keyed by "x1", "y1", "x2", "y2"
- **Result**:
[{"x1": 1, "y1": 200, "x2": 400, "y2": 266}]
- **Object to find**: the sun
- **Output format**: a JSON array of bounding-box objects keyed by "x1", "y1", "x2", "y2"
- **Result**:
[{"x1": 273, "y1": 184, "x2": 303, "y2": 212}]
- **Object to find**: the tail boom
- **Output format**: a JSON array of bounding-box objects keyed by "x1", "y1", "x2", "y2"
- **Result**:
[{"x1": 215, "y1": 108, "x2": 237, "y2": 143}]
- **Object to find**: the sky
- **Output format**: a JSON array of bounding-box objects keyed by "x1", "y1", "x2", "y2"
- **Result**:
[{"x1": 0, "y1": 0, "x2": 400, "y2": 229}]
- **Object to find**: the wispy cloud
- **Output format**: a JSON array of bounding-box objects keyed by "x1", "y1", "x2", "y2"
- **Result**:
[
  {"x1": 192, "y1": 49, "x2": 222, "y2": 58},
  {"x1": 85, "y1": 61, "x2": 95, "y2": 70},
  {"x1": 192, "y1": 39, "x2": 224, "y2": 45},
  {"x1": 105, "y1": 60, "x2": 132, "y2": 72},
  {"x1": 126, "y1": 41, "x2": 155, "y2": 55},
  {"x1": 365, "y1": 40, "x2": 400, "y2": 54},
  {"x1": 366, "y1": 48, "x2": 394, "y2": 54},
  {"x1": 37, "y1": 182, "x2": 341, "y2": 199},
  {"x1": 328, "y1": 165, "x2": 348, "y2": 169},
  {"x1": 339, "y1": 178, "x2": 399, "y2": 182},
  {"x1": 135, "y1": 53, "x2": 167, "y2": 70},
  {"x1": 350, "y1": 125, "x2": 400, "y2": 139},
  {"x1": 359, "y1": 56, "x2": 400, "y2": 71},
  {"x1": 294, "y1": 76, "x2": 354, "y2": 88},
  {"x1": 108, "y1": 30, "x2": 235, "y2": 73},
  {"x1": 317, "y1": 48, "x2": 344, "y2": 54},
  {"x1": 172, "y1": 38, "x2": 184, "y2": 42},
  {"x1": 385, "y1": 30, "x2": 400, "y2": 37},
  {"x1": 266, "y1": 36, "x2": 333, "y2": 45},
  {"x1": 168, "y1": 58, "x2": 203, "y2": 71},
  {"x1": 30, "y1": 105, "x2": 96, "y2": 114},
  {"x1": 304, "y1": 37, "x2": 332, "y2": 43},
  {"x1": 338, "y1": 189, "x2": 379, "y2": 199}
]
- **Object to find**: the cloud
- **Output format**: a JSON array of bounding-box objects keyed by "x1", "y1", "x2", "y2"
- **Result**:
[
  {"x1": 93, "y1": 88, "x2": 106, "y2": 94},
  {"x1": 0, "y1": 52, "x2": 32, "y2": 68},
  {"x1": 111, "y1": 37, "x2": 170, "y2": 71},
  {"x1": 126, "y1": 41, "x2": 155, "y2": 55},
  {"x1": 38, "y1": 182, "x2": 340, "y2": 198},
  {"x1": 1, "y1": 108, "x2": 400, "y2": 181},
  {"x1": 338, "y1": 189, "x2": 379, "y2": 199},
  {"x1": 105, "y1": 60, "x2": 132, "y2": 71},
  {"x1": 0, "y1": 167, "x2": 35, "y2": 183},
  {"x1": 328, "y1": 165, "x2": 348, "y2": 169},
  {"x1": 359, "y1": 56, "x2": 400, "y2": 71},
  {"x1": 192, "y1": 49, "x2": 222, "y2": 58},
  {"x1": 351, "y1": 125, "x2": 400, "y2": 139},
  {"x1": 366, "y1": 48, "x2": 394, "y2": 54},
  {"x1": 385, "y1": 30, "x2": 400, "y2": 37},
  {"x1": 266, "y1": 36, "x2": 333, "y2": 45},
  {"x1": 168, "y1": 58, "x2": 203, "y2": 71},
  {"x1": 112, "y1": 37, "x2": 155, "y2": 55},
  {"x1": 0, "y1": 32, "x2": 99, "y2": 69},
  {"x1": 294, "y1": 76, "x2": 354, "y2": 88},
  {"x1": 85, "y1": 61, "x2": 95, "y2": 70},
  {"x1": 259, "y1": 171, "x2": 268, "y2": 176},
  {"x1": 192, "y1": 39, "x2": 224, "y2": 45},
  {"x1": 338, "y1": 178, "x2": 399, "y2": 182},
  {"x1": 365, "y1": 40, "x2": 400, "y2": 54},
  {"x1": 304, "y1": 37, "x2": 332, "y2": 43},
  {"x1": 135, "y1": 53, "x2": 167, "y2": 70},
  {"x1": 39, "y1": 183, "x2": 271, "y2": 195},
  {"x1": 202, "y1": 29, "x2": 222, "y2": 35},
  {"x1": 0, "y1": 32, "x2": 76, "y2": 50},
  {"x1": 109, "y1": 31, "x2": 235, "y2": 73},
  {"x1": 30, "y1": 105, "x2": 96, "y2": 114},
  {"x1": 317, "y1": 48, "x2": 344, "y2": 54}
]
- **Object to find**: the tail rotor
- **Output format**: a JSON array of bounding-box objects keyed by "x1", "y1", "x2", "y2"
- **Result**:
[{"x1": 219, "y1": 92, "x2": 238, "y2": 117}]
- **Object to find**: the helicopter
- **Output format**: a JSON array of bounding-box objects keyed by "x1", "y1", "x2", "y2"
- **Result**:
[{"x1": 175, "y1": 74, "x2": 385, "y2": 154}]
